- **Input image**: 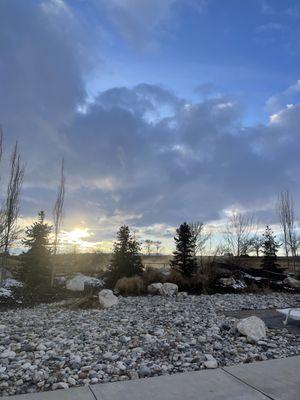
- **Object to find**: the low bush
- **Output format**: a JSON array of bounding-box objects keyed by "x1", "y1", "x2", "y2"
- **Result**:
[
  {"x1": 142, "y1": 267, "x2": 166, "y2": 287},
  {"x1": 115, "y1": 275, "x2": 144, "y2": 296}
]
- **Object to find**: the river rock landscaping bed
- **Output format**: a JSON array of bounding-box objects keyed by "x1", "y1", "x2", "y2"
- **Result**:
[{"x1": 0, "y1": 293, "x2": 299, "y2": 396}]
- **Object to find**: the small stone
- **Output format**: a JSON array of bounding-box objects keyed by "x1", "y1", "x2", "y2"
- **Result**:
[
  {"x1": 57, "y1": 382, "x2": 69, "y2": 390},
  {"x1": 120, "y1": 336, "x2": 131, "y2": 343},
  {"x1": 67, "y1": 377, "x2": 76, "y2": 386},
  {"x1": 138, "y1": 366, "x2": 151, "y2": 378},
  {"x1": 204, "y1": 360, "x2": 218, "y2": 369},
  {"x1": 0, "y1": 350, "x2": 16, "y2": 359},
  {"x1": 81, "y1": 365, "x2": 91, "y2": 372},
  {"x1": 36, "y1": 344, "x2": 47, "y2": 351},
  {"x1": 129, "y1": 371, "x2": 139, "y2": 380}
]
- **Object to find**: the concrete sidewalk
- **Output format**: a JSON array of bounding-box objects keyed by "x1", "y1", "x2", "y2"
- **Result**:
[{"x1": 7, "y1": 356, "x2": 300, "y2": 400}]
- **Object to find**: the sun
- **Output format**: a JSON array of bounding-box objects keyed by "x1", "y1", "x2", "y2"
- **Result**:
[{"x1": 63, "y1": 228, "x2": 91, "y2": 244}]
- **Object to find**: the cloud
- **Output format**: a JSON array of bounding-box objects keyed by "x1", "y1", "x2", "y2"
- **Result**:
[
  {"x1": 266, "y1": 79, "x2": 300, "y2": 113},
  {"x1": 1, "y1": 1, "x2": 300, "y2": 251}
]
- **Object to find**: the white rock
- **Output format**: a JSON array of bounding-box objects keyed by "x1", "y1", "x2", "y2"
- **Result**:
[
  {"x1": 67, "y1": 377, "x2": 76, "y2": 386},
  {"x1": 0, "y1": 324, "x2": 6, "y2": 330},
  {"x1": 147, "y1": 282, "x2": 178, "y2": 296},
  {"x1": 283, "y1": 277, "x2": 300, "y2": 290},
  {"x1": 98, "y1": 289, "x2": 118, "y2": 309},
  {"x1": 66, "y1": 274, "x2": 103, "y2": 292},
  {"x1": 147, "y1": 282, "x2": 163, "y2": 295},
  {"x1": 204, "y1": 360, "x2": 218, "y2": 369},
  {"x1": 204, "y1": 354, "x2": 218, "y2": 369},
  {"x1": 57, "y1": 382, "x2": 69, "y2": 390},
  {"x1": 237, "y1": 316, "x2": 266, "y2": 342},
  {"x1": 161, "y1": 282, "x2": 178, "y2": 296}
]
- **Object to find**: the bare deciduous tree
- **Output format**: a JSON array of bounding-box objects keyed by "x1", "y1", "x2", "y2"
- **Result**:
[
  {"x1": 189, "y1": 221, "x2": 211, "y2": 256},
  {"x1": 250, "y1": 235, "x2": 263, "y2": 257},
  {"x1": 153, "y1": 240, "x2": 162, "y2": 255},
  {"x1": 51, "y1": 158, "x2": 65, "y2": 286},
  {"x1": 223, "y1": 212, "x2": 255, "y2": 257},
  {"x1": 277, "y1": 190, "x2": 296, "y2": 270},
  {"x1": 144, "y1": 239, "x2": 153, "y2": 255},
  {"x1": 0, "y1": 141, "x2": 24, "y2": 283}
]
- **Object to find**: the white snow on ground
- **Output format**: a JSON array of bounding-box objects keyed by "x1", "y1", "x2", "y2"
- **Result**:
[
  {"x1": 277, "y1": 308, "x2": 300, "y2": 320},
  {"x1": 0, "y1": 279, "x2": 23, "y2": 299},
  {"x1": 3, "y1": 278, "x2": 23, "y2": 288},
  {"x1": 232, "y1": 280, "x2": 246, "y2": 289},
  {"x1": 243, "y1": 273, "x2": 264, "y2": 281},
  {"x1": 0, "y1": 287, "x2": 12, "y2": 297}
]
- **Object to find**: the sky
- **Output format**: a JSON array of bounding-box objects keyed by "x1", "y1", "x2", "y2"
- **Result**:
[{"x1": 1, "y1": 0, "x2": 300, "y2": 253}]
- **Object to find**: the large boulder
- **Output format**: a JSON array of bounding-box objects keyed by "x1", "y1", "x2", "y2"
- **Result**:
[
  {"x1": 161, "y1": 282, "x2": 178, "y2": 296},
  {"x1": 236, "y1": 316, "x2": 266, "y2": 342},
  {"x1": 283, "y1": 277, "x2": 300, "y2": 290},
  {"x1": 66, "y1": 274, "x2": 103, "y2": 292},
  {"x1": 98, "y1": 289, "x2": 118, "y2": 309},
  {"x1": 147, "y1": 282, "x2": 178, "y2": 296},
  {"x1": 147, "y1": 282, "x2": 163, "y2": 295}
]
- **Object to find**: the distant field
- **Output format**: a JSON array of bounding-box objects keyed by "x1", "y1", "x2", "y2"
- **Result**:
[{"x1": 3, "y1": 253, "x2": 300, "y2": 277}]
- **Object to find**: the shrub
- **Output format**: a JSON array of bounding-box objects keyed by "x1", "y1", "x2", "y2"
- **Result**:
[
  {"x1": 142, "y1": 267, "x2": 166, "y2": 287},
  {"x1": 115, "y1": 276, "x2": 144, "y2": 296},
  {"x1": 169, "y1": 270, "x2": 191, "y2": 291}
]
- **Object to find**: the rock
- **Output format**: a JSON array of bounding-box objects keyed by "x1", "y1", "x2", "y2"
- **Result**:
[
  {"x1": 161, "y1": 282, "x2": 178, "y2": 296},
  {"x1": 66, "y1": 274, "x2": 103, "y2": 292},
  {"x1": 129, "y1": 371, "x2": 139, "y2": 380},
  {"x1": 204, "y1": 354, "x2": 218, "y2": 369},
  {"x1": 81, "y1": 365, "x2": 91, "y2": 372},
  {"x1": 36, "y1": 344, "x2": 47, "y2": 351},
  {"x1": 147, "y1": 283, "x2": 163, "y2": 295},
  {"x1": 120, "y1": 335, "x2": 131, "y2": 343},
  {"x1": 237, "y1": 316, "x2": 266, "y2": 342},
  {"x1": 57, "y1": 382, "x2": 69, "y2": 390},
  {"x1": 0, "y1": 350, "x2": 16, "y2": 359},
  {"x1": 0, "y1": 324, "x2": 6, "y2": 330},
  {"x1": 98, "y1": 289, "x2": 118, "y2": 309},
  {"x1": 219, "y1": 277, "x2": 236, "y2": 287},
  {"x1": 154, "y1": 328, "x2": 164, "y2": 337},
  {"x1": 284, "y1": 277, "x2": 300, "y2": 290},
  {"x1": 138, "y1": 366, "x2": 151, "y2": 378},
  {"x1": 147, "y1": 282, "x2": 178, "y2": 296},
  {"x1": 67, "y1": 377, "x2": 76, "y2": 386},
  {"x1": 204, "y1": 360, "x2": 218, "y2": 369},
  {"x1": 177, "y1": 291, "x2": 188, "y2": 298},
  {"x1": 213, "y1": 342, "x2": 223, "y2": 351}
]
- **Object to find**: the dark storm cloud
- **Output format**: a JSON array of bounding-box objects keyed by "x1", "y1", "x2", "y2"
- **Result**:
[{"x1": 1, "y1": 0, "x2": 300, "y2": 242}]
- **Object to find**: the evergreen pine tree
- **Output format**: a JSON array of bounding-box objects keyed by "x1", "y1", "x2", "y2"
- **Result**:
[
  {"x1": 106, "y1": 225, "x2": 143, "y2": 287},
  {"x1": 170, "y1": 222, "x2": 198, "y2": 277},
  {"x1": 261, "y1": 225, "x2": 280, "y2": 271},
  {"x1": 18, "y1": 211, "x2": 52, "y2": 288}
]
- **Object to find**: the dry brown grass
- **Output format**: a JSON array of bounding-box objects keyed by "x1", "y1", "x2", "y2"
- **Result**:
[
  {"x1": 142, "y1": 267, "x2": 166, "y2": 286},
  {"x1": 115, "y1": 276, "x2": 144, "y2": 296}
]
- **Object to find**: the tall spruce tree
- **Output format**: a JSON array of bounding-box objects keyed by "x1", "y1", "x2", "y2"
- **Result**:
[
  {"x1": 18, "y1": 211, "x2": 52, "y2": 288},
  {"x1": 170, "y1": 222, "x2": 197, "y2": 277},
  {"x1": 107, "y1": 225, "x2": 143, "y2": 287},
  {"x1": 261, "y1": 226, "x2": 280, "y2": 271}
]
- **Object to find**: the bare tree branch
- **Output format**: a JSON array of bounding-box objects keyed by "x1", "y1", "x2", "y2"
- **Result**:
[
  {"x1": 51, "y1": 158, "x2": 65, "y2": 286},
  {"x1": 223, "y1": 212, "x2": 256, "y2": 257},
  {"x1": 0, "y1": 141, "x2": 24, "y2": 283},
  {"x1": 189, "y1": 221, "x2": 211, "y2": 256},
  {"x1": 277, "y1": 190, "x2": 296, "y2": 271}
]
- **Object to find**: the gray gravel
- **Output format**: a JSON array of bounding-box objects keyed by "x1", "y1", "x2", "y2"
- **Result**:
[{"x1": 0, "y1": 293, "x2": 299, "y2": 396}]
